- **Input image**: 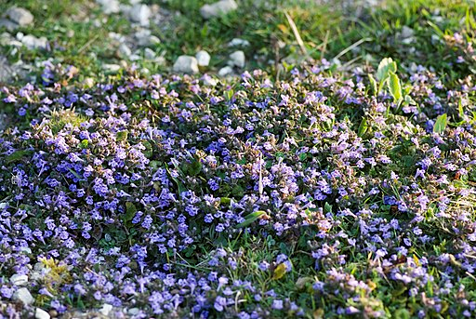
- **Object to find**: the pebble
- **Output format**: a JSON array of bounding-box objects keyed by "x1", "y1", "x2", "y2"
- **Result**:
[
  {"x1": 228, "y1": 50, "x2": 245, "y2": 68},
  {"x1": 200, "y1": 0, "x2": 238, "y2": 19},
  {"x1": 173, "y1": 55, "x2": 199, "y2": 74},
  {"x1": 196, "y1": 50, "x2": 211, "y2": 67},
  {"x1": 5, "y1": 7, "x2": 34, "y2": 26},
  {"x1": 10, "y1": 274, "x2": 28, "y2": 286},
  {"x1": 228, "y1": 38, "x2": 250, "y2": 47},
  {"x1": 99, "y1": 304, "x2": 113, "y2": 316},
  {"x1": 134, "y1": 29, "x2": 151, "y2": 46},
  {"x1": 144, "y1": 48, "x2": 156, "y2": 59},
  {"x1": 103, "y1": 64, "x2": 121, "y2": 72},
  {"x1": 96, "y1": 0, "x2": 120, "y2": 14},
  {"x1": 13, "y1": 287, "x2": 34, "y2": 305},
  {"x1": 119, "y1": 43, "x2": 132, "y2": 57},
  {"x1": 20, "y1": 35, "x2": 48, "y2": 50},
  {"x1": 129, "y1": 4, "x2": 151, "y2": 26},
  {"x1": 35, "y1": 308, "x2": 51, "y2": 319},
  {"x1": 128, "y1": 308, "x2": 140, "y2": 316},
  {"x1": 218, "y1": 66, "x2": 233, "y2": 77}
]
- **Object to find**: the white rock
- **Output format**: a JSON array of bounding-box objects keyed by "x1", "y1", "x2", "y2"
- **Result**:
[
  {"x1": 149, "y1": 35, "x2": 161, "y2": 45},
  {"x1": 100, "y1": 304, "x2": 113, "y2": 316},
  {"x1": 130, "y1": 53, "x2": 141, "y2": 61},
  {"x1": 10, "y1": 274, "x2": 28, "y2": 286},
  {"x1": 195, "y1": 50, "x2": 211, "y2": 67},
  {"x1": 173, "y1": 55, "x2": 199, "y2": 74},
  {"x1": 13, "y1": 288, "x2": 34, "y2": 305},
  {"x1": 228, "y1": 38, "x2": 250, "y2": 47},
  {"x1": 6, "y1": 7, "x2": 34, "y2": 26},
  {"x1": 228, "y1": 50, "x2": 245, "y2": 68},
  {"x1": 21, "y1": 35, "x2": 48, "y2": 50},
  {"x1": 154, "y1": 56, "x2": 166, "y2": 66},
  {"x1": 130, "y1": 4, "x2": 151, "y2": 26},
  {"x1": 200, "y1": 0, "x2": 238, "y2": 19},
  {"x1": 96, "y1": 0, "x2": 120, "y2": 14},
  {"x1": 119, "y1": 43, "x2": 132, "y2": 57},
  {"x1": 134, "y1": 29, "x2": 151, "y2": 46},
  {"x1": 128, "y1": 308, "x2": 140, "y2": 316},
  {"x1": 144, "y1": 48, "x2": 156, "y2": 59},
  {"x1": 35, "y1": 308, "x2": 50, "y2": 319},
  {"x1": 218, "y1": 66, "x2": 233, "y2": 77},
  {"x1": 103, "y1": 64, "x2": 121, "y2": 72}
]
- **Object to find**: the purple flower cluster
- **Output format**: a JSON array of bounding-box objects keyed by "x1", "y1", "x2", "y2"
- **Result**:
[{"x1": 1, "y1": 60, "x2": 476, "y2": 318}]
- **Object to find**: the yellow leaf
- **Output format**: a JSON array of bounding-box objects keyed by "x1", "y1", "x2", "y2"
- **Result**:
[
  {"x1": 277, "y1": 24, "x2": 288, "y2": 34},
  {"x1": 313, "y1": 308, "x2": 324, "y2": 319},
  {"x1": 272, "y1": 263, "x2": 287, "y2": 280}
]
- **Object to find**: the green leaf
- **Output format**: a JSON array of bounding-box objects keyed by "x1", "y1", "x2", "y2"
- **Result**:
[
  {"x1": 186, "y1": 158, "x2": 202, "y2": 176},
  {"x1": 388, "y1": 71, "x2": 402, "y2": 102},
  {"x1": 458, "y1": 99, "x2": 464, "y2": 119},
  {"x1": 79, "y1": 139, "x2": 89, "y2": 149},
  {"x1": 368, "y1": 74, "x2": 377, "y2": 94},
  {"x1": 357, "y1": 118, "x2": 368, "y2": 137},
  {"x1": 236, "y1": 210, "x2": 267, "y2": 228},
  {"x1": 5, "y1": 150, "x2": 33, "y2": 163},
  {"x1": 433, "y1": 113, "x2": 447, "y2": 134},
  {"x1": 224, "y1": 89, "x2": 234, "y2": 101},
  {"x1": 324, "y1": 202, "x2": 333, "y2": 213},
  {"x1": 123, "y1": 202, "x2": 137, "y2": 223},
  {"x1": 116, "y1": 131, "x2": 128, "y2": 141},
  {"x1": 376, "y1": 57, "x2": 397, "y2": 81}
]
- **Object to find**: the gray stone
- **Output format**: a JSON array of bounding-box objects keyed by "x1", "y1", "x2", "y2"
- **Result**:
[
  {"x1": 200, "y1": 0, "x2": 238, "y2": 19},
  {"x1": 218, "y1": 66, "x2": 233, "y2": 77},
  {"x1": 96, "y1": 0, "x2": 120, "y2": 14},
  {"x1": 5, "y1": 7, "x2": 34, "y2": 26},
  {"x1": 130, "y1": 4, "x2": 151, "y2": 26},
  {"x1": 10, "y1": 274, "x2": 28, "y2": 286},
  {"x1": 103, "y1": 64, "x2": 121, "y2": 72},
  {"x1": 119, "y1": 43, "x2": 132, "y2": 57},
  {"x1": 0, "y1": 56, "x2": 13, "y2": 83},
  {"x1": 228, "y1": 50, "x2": 245, "y2": 68},
  {"x1": 0, "y1": 19, "x2": 19, "y2": 31},
  {"x1": 228, "y1": 38, "x2": 250, "y2": 47},
  {"x1": 21, "y1": 35, "x2": 48, "y2": 50},
  {"x1": 128, "y1": 308, "x2": 140, "y2": 316},
  {"x1": 35, "y1": 308, "x2": 50, "y2": 319},
  {"x1": 196, "y1": 50, "x2": 210, "y2": 67},
  {"x1": 144, "y1": 48, "x2": 156, "y2": 59},
  {"x1": 173, "y1": 55, "x2": 199, "y2": 74},
  {"x1": 134, "y1": 29, "x2": 151, "y2": 46},
  {"x1": 99, "y1": 304, "x2": 113, "y2": 316},
  {"x1": 13, "y1": 288, "x2": 34, "y2": 305}
]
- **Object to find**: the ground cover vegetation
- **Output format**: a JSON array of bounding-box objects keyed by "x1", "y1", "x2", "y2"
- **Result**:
[{"x1": 1, "y1": 0, "x2": 476, "y2": 318}]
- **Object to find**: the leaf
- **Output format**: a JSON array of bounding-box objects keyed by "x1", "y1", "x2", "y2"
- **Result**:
[
  {"x1": 186, "y1": 158, "x2": 202, "y2": 176},
  {"x1": 5, "y1": 150, "x2": 33, "y2": 163},
  {"x1": 116, "y1": 131, "x2": 128, "y2": 141},
  {"x1": 458, "y1": 99, "x2": 464, "y2": 119},
  {"x1": 388, "y1": 71, "x2": 402, "y2": 102},
  {"x1": 368, "y1": 74, "x2": 377, "y2": 94},
  {"x1": 236, "y1": 210, "x2": 267, "y2": 228},
  {"x1": 313, "y1": 309, "x2": 325, "y2": 319},
  {"x1": 123, "y1": 202, "x2": 137, "y2": 223},
  {"x1": 324, "y1": 202, "x2": 333, "y2": 213},
  {"x1": 433, "y1": 113, "x2": 447, "y2": 134},
  {"x1": 272, "y1": 263, "x2": 287, "y2": 280},
  {"x1": 376, "y1": 57, "x2": 397, "y2": 81},
  {"x1": 357, "y1": 118, "x2": 368, "y2": 137}
]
